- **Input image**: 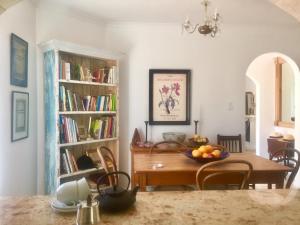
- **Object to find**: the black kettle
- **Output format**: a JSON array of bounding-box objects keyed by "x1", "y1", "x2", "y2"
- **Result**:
[{"x1": 95, "y1": 171, "x2": 139, "y2": 212}]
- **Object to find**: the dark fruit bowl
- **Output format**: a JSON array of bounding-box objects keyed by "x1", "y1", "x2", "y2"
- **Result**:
[{"x1": 184, "y1": 149, "x2": 230, "y2": 163}]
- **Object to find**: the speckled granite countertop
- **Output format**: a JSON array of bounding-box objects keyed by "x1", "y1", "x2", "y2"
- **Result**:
[{"x1": 1, "y1": 189, "x2": 300, "y2": 225}]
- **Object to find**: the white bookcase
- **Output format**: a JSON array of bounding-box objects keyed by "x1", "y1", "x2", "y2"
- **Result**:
[{"x1": 41, "y1": 40, "x2": 121, "y2": 194}]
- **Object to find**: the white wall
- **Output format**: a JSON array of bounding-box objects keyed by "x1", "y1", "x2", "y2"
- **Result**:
[
  {"x1": 35, "y1": 7, "x2": 107, "y2": 194},
  {"x1": 0, "y1": 0, "x2": 37, "y2": 195},
  {"x1": 104, "y1": 20, "x2": 300, "y2": 173},
  {"x1": 36, "y1": 7, "x2": 106, "y2": 49}
]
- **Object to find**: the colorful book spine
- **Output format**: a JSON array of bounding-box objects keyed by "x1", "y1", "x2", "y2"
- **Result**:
[
  {"x1": 65, "y1": 62, "x2": 71, "y2": 80},
  {"x1": 62, "y1": 153, "x2": 71, "y2": 174},
  {"x1": 101, "y1": 96, "x2": 106, "y2": 111},
  {"x1": 59, "y1": 116, "x2": 80, "y2": 143},
  {"x1": 65, "y1": 149, "x2": 75, "y2": 173}
]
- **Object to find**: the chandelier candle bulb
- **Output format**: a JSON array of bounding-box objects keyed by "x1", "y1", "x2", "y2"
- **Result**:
[{"x1": 214, "y1": 8, "x2": 218, "y2": 18}]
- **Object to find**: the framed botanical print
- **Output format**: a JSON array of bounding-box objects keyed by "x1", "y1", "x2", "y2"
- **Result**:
[
  {"x1": 10, "y1": 33, "x2": 28, "y2": 87},
  {"x1": 149, "y1": 69, "x2": 191, "y2": 125},
  {"x1": 11, "y1": 91, "x2": 29, "y2": 142}
]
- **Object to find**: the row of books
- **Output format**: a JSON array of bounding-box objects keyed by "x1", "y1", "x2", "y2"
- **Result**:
[
  {"x1": 59, "y1": 60, "x2": 117, "y2": 84},
  {"x1": 59, "y1": 115, "x2": 80, "y2": 144},
  {"x1": 60, "y1": 149, "x2": 79, "y2": 174},
  {"x1": 60, "y1": 148, "x2": 106, "y2": 175},
  {"x1": 59, "y1": 86, "x2": 117, "y2": 112},
  {"x1": 59, "y1": 115, "x2": 117, "y2": 144},
  {"x1": 90, "y1": 117, "x2": 116, "y2": 140}
]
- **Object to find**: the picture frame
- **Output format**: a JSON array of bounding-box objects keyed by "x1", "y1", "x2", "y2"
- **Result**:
[
  {"x1": 11, "y1": 91, "x2": 29, "y2": 142},
  {"x1": 245, "y1": 91, "x2": 255, "y2": 115},
  {"x1": 10, "y1": 33, "x2": 28, "y2": 87},
  {"x1": 149, "y1": 69, "x2": 191, "y2": 125}
]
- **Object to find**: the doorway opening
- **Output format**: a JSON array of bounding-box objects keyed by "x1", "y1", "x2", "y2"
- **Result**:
[{"x1": 245, "y1": 52, "x2": 299, "y2": 157}]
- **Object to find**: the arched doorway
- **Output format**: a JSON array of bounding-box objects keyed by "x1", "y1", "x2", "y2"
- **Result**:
[{"x1": 245, "y1": 52, "x2": 299, "y2": 158}]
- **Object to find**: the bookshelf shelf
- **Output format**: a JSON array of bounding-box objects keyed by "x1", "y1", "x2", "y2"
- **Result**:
[
  {"x1": 58, "y1": 137, "x2": 118, "y2": 148},
  {"x1": 42, "y1": 40, "x2": 120, "y2": 194},
  {"x1": 59, "y1": 111, "x2": 117, "y2": 115},
  {"x1": 59, "y1": 79, "x2": 118, "y2": 87}
]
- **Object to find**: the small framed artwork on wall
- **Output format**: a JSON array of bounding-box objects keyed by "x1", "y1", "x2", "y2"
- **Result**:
[
  {"x1": 149, "y1": 69, "x2": 191, "y2": 125},
  {"x1": 11, "y1": 91, "x2": 29, "y2": 142},
  {"x1": 10, "y1": 33, "x2": 28, "y2": 87}
]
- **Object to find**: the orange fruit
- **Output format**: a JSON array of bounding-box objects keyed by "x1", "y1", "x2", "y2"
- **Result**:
[
  {"x1": 211, "y1": 150, "x2": 221, "y2": 158},
  {"x1": 198, "y1": 146, "x2": 207, "y2": 153},
  {"x1": 202, "y1": 153, "x2": 209, "y2": 158},
  {"x1": 205, "y1": 145, "x2": 213, "y2": 153},
  {"x1": 192, "y1": 150, "x2": 202, "y2": 158}
]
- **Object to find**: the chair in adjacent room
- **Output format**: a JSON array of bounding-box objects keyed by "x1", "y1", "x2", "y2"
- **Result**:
[
  {"x1": 269, "y1": 148, "x2": 300, "y2": 189},
  {"x1": 267, "y1": 138, "x2": 290, "y2": 159},
  {"x1": 196, "y1": 159, "x2": 253, "y2": 190},
  {"x1": 217, "y1": 134, "x2": 242, "y2": 153}
]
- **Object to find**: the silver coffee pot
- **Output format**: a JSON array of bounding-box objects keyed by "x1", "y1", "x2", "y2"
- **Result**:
[{"x1": 76, "y1": 195, "x2": 100, "y2": 225}]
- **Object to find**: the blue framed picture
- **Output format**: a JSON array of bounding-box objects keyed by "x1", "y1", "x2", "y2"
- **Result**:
[
  {"x1": 11, "y1": 91, "x2": 29, "y2": 142},
  {"x1": 10, "y1": 33, "x2": 28, "y2": 87}
]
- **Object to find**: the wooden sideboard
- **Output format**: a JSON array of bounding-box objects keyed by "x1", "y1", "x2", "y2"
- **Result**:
[{"x1": 267, "y1": 137, "x2": 294, "y2": 159}]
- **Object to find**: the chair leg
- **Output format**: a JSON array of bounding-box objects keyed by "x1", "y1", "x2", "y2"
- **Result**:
[{"x1": 268, "y1": 183, "x2": 272, "y2": 189}]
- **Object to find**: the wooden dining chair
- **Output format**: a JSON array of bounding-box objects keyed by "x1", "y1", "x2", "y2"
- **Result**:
[
  {"x1": 196, "y1": 159, "x2": 253, "y2": 190},
  {"x1": 149, "y1": 141, "x2": 187, "y2": 154},
  {"x1": 97, "y1": 146, "x2": 118, "y2": 186},
  {"x1": 267, "y1": 138, "x2": 290, "y2": 159},
  {"x1": 270, "y1": 148, "x2": 300, "y2": 189},
  {"x1": 217, "y1": 134, "x2": 242, "y2": 153}
]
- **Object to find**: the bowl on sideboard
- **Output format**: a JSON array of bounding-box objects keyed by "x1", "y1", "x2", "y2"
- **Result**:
[{"x1": 162, "y1": 132, "x2": 186, "y2": 143}]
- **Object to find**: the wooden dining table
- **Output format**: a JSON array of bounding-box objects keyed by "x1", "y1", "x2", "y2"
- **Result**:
[{"x1": 132, "y1": 151, "x2": 292, "y2": 191}]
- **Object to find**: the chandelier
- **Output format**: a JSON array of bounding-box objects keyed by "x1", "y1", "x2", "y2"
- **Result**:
[{"x1": 182, "y1": 0, "x2": 221, "y2": 37}]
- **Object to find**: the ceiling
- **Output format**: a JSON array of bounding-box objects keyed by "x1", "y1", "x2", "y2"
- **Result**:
[
  {"x1": 270, "y1": 0, "x2": 300, "y2": 22},
  {"x1": 32, "y1": 0, "x2": 300, "y2": 25},
  {"x1": 0, "y1": 0, "x2": 21, "y2": 13}
]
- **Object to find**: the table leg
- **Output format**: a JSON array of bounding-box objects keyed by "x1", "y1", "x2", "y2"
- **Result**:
[
  {"x1": 134, "y1": 173, "x2": 147, "y2": 192},
  {"x1": 275, "y1": 175, "x2": 285, "y2": 189},
  {"x1": 275, "y1": 181, "x2": 284, "y2": 189}
]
